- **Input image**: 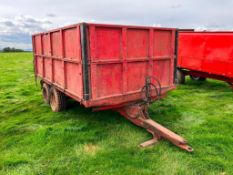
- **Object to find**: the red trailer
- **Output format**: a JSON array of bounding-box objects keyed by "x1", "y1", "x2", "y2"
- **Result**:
[
  {"x1": 32, "y1": 23, "x2": 193, "y2": 152},
  {"x1": 176, "y1": 31, "x2": 233, "y2": 88}
]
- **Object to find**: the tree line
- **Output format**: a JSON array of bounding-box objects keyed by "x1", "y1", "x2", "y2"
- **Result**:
[{"x1": 1, "y1": 47, "x2": 24, "y2": 52}]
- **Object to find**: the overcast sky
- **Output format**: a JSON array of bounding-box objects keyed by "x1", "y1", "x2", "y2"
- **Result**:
[{"x1": 0, "y1": 0, "x2": 233, "y2": 50}]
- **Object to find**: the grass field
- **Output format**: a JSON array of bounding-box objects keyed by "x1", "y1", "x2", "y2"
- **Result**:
[{"x1": 0, "y1": 52, "x2": 233, "y2": 175}]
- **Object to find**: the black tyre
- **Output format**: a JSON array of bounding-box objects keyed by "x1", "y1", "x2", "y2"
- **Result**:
[
  {"x1": 49, "y1": 87, "x2": 67, "y2": 112},
  {"x1": 190, "y1": 75, "x2": 206, "y2": 81},
  {"x1": 42, "y1": 83, "x2": 50, "y2": 104},
  {"x1": 227, "y1": 82, "x2": 233, "y2": 89},
  {"x1": 175, "y1": 69, "x2": 185, "y2": 84}
]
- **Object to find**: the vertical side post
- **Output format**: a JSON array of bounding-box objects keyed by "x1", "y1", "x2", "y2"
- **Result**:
[
  {"x1": 122, "y1": 27, "x2": 127, "y2": 94},
  {"x1": 149, "y1": 29, "x2": 154, "y2": 77},
  {"x1": 174, "y1": 29, "x2": 179, "y2": 83},
  {"x1": 60, "y1": 29, "x2": 66, "y2": 89},
  {"x1": 41, "y1": 34, "x2": 45, "y2": 78},
  {"x1": 49, "y1": 32, "x2": 54, "y2": 83},
  {"x1": 32, "y1": 36, "x2": 38, "y2": 84},
  {"x1": 80, "y1": 23, "x2": 90, "y2": 100}
]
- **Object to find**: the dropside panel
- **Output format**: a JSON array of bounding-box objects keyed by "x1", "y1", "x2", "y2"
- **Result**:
[
  {"x1": 88, "y1": 24, "x2": 175, "y2": 103},
  {"x1": 33, "y1": 25, "x2": 83, "y2": 99},
  {"x1": 153, "y1": 30, "x2": 174, "y2": 87}
]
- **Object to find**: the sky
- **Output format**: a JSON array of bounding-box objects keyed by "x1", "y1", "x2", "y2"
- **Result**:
[{"x1": 0, "y1": 0, "x2": 233, "y2": 50}]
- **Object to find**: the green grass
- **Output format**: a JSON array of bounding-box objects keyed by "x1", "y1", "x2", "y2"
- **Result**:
[{"x1": 0, "y1": 52, "x2": 233, "y2": 175}]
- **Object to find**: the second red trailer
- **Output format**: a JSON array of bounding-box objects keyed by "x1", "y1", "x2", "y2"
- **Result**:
[{"x1": 176, "y1": 31, "x2": 233, "y2": 88}]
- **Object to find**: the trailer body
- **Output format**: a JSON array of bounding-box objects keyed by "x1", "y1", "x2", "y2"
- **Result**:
[
  {"x1": 32, "y1": 23, "x2": 193, "y2": 152},
  {"x1": 33, "y1": 23, "x2": 176, "y2": 107},
  {"x1": 177, "y1": 31, "x2": 233, "y2": 85}
]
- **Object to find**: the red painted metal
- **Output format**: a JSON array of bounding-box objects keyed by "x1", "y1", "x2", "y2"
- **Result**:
[
  {"x1": 32, "y1": 23, "x2": 193, "y2": 152},
  {"x1": 33, "y1": 23, "x2": 176, "y2": 108},
  {"x1": 178, "y1": 31, "x2": 233, "y2": 85}
]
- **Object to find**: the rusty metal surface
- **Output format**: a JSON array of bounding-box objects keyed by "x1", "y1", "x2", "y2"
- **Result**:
[{"x1": 116, "y1": 104, "x2": 193, "y2": 152}]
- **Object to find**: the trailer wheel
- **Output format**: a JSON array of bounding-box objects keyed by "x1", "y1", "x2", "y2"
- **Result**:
[
  {"x1": 49, "y1": 87, "x2": 67, "y2": 112},
  {"x1": 42, "y1": 83, "x2": 50, "y2": 104},
  {"x1": 176, "y1": 69, "x2": 185, "y2": 84},
  {"x1": 190, "y1": 75, "x2": 206, "y2": 81},
  {"x1": 227, "y1": 82, "x2": 233, "y2": 89}
]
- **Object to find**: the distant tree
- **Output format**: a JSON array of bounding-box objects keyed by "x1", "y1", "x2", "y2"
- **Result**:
[
  {"x1": 2, "y1": 47, "x2": 11, "y2": 52},
  {"x1": 2, "y1": 47, "x2": 24, "y2": 52}
]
